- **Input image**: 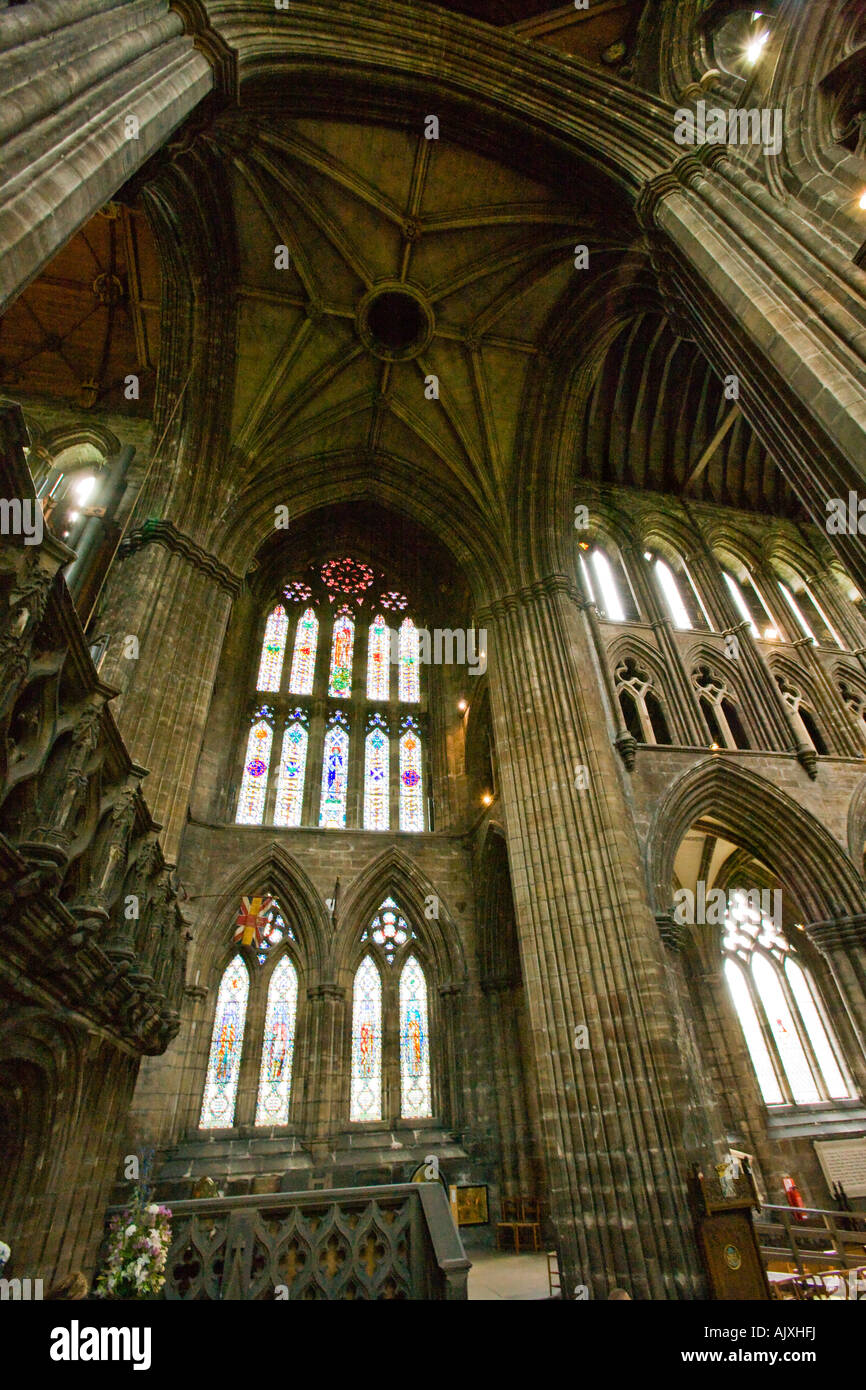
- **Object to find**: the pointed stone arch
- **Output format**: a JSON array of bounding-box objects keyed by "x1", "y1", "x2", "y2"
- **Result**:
[
  {"x1": 647, "y1": 758, "x2": 866, "y2": 924},
  {"x1": 335, "y1": 846, "x2": 465, "y2": 987},
  {"x1": 192, "y1": 841, "x2": 331, "y2": 985},
  {"x1": 848, "y1": 774, "x2": 866, "y2": 874}
]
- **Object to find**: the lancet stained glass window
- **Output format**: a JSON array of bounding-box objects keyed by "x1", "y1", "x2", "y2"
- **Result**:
[
  {"x1": 367, "y1": 613, "x2": 390, "y2": 701},
  {"x1": 274, "y1": 716, "x2": 308, "y2": 828},
  {"x1": 255, "y1": 956, "x2": 298, "y2": 1126},
  {"x1": 398, "y1": 617, "x2": 420, "y2": 703},
  {"x1": 364, "y1": 717, "x2": 390, "y2": 830},
  {"x1": 350, "y1": 955, "x2": 382, "y2": 1121},
  {"x1": 328, "y1": 611, "x2": 355, "y2": 698},
  {"x1": 289, "y1": 607, "x2": 318, "y2": 695},
  {"x1": 399, "y1": 955, "x2": 432, "y2": 1118},
  {"x1": 319, "y1": 716, "x2": 349, "y2": 827},
  {"x1": 256, "y1": 605, "x2": 289, "y2": 691},
  {"x1": 399, "y1": 720, "x2": 424, "y2": 832},
  {"x1": 236, "y1": 711, "x2": 273, "y2": 825},
  {"x1": 200, "y1": 956, "x2": 249, "y2": 1128}
]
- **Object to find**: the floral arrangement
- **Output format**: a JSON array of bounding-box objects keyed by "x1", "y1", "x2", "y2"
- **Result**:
[{"x1": 95, "y1": 1189, "x2": 172, "y2": 1299}]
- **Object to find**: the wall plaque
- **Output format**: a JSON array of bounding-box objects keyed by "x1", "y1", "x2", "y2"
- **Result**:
[{"x1": 814, "y1": 1138, "x2": 866, "y2": 1197}]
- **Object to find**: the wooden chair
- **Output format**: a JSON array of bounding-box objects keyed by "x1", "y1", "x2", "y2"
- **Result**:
[
  {"x1": 496, "y1": 1198, "x2": 521, "y2": 1251},
  {"x1": 514, "y1": 1196, "x2": 541, "y2": 1252},
  {"x1": 546, "y1": 1249, "x2": 561, "y2": 1297},
  {"x1": 497, "y1": 1196, "x2": 542, "y2": 1252}
]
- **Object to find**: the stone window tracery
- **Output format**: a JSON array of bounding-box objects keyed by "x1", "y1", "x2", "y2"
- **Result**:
[
  {"x1": 199, "y1": 901, "x2": 299, "y2": 1131},
  {"x1": 722, "y1": 892, "x2": 852, "y2": 1107},
  {"x1": 614, "y1": 658, "x2": 672, "y2": 745},
  {"x1": 351, "y1": 900, "x2": 432, "y2": 1123},
  {"x1": 774, "y1": 674, "x2": 829, "y2": 755},
  {"x1": 693, "y1": 665, "x2": 750, "y2": 749},
  {"x1": 235, "y1": 567, "x2": 427, "y2": 830}
]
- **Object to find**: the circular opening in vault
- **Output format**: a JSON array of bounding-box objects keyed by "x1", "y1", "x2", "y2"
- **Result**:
[{"x1": 366, "y1": 291, "x2": 426, "y2": 353}]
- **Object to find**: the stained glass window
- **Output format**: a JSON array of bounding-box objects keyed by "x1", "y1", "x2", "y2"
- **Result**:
[
  {"x1": 254, "y1": 899, "x2": 295, "y2": 967},
  {"x1": 328, "y1": 610, "x2": 355, "y2": 698},
  {"x1": 369, "y1": 897, "x2": 411, "y2": 965},
  {"x1": 256, "y1": 605, "x2": 289, "y2": 692},
  {"x1": 319, "y1": 714, "x2": 349, "y2": 827},
  {"x1": 274, "y1": 713, "x2": 308, "y2": 828},
  {"x1": 350, "y1": 955, "x2": 382, "y2": 1121},
  {"x1": 289, "y1": 607, "x2": 318, "y2": 695},
  {"x1": 255, "y1": 956, "x2": 298, "y2": 1126},
  {"x1": 400, "y1": 955, "x2": 432, "y2": 1118},
  {"x1": 364, "y1": 716, "x2": 390, "y2": 831},
  {"x1": 367, "y1": 613, "x2": 390, "y2": 701},
  {"x1": 398, "y1": 617, "x2": 420, "y2": 703},
  {"x1": 200, "y1": 956, "x2": 249, "y2": 1128},
  {"x1": 399, "y1": 719, "x2": 424, "y2": 832},
  {"x1": 236, "y1": 709, "x2": 274, "y2": 825}
]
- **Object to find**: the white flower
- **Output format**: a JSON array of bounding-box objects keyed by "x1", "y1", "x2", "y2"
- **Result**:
[
  {"x1": 0, "y1": 1241, "x2": 10, "y2": 1265},
  {"x1": 125, "y1": 1223, "x2": 137, "y2": 1238},
  {"x1": 147, "y1": 1203, "x2": 159, "y2": 1215}
]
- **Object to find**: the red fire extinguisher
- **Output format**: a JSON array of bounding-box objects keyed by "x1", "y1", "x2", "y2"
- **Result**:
[{"x1": 782, "y1": 1175, "x2": 808, "y2": 1223}]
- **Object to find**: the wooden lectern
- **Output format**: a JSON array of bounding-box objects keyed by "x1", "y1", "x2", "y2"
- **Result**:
[{"x1": 689, "y1": 1161, "x2": 771, "y2": 1300}]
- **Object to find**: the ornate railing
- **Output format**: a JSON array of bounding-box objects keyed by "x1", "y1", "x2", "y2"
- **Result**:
[{"x1": 153, "y1": 1184, "x2": 471, "y2": 1300}]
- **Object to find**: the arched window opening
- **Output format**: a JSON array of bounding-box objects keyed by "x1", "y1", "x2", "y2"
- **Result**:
[
  {"x1": 721, "y1": 697, "x2": 750, "y2": 751},
  {"x1": 722, "y1": 893, "x2": 851, "y2": 1106},
  {"x1": 619, "y1": 688, "x2": 643, "y2": 742},
  {"x1": 647, "y1": 552, "x2": 709, "y2": 631},
  {"x1": 328, "y1": 608, "x2": 355, "y2": 697},
  {"x1": 200, "y1": 956, "x2": 249, "y2": 1129},
  {"x1": 350, "y1": 956, "x2": 383, "y2": 1121},
  {"x1": 722, "y1": 569, "x2": 780, "y2": 641},
  {"x1": 364, "y1": 714, "x2": 390, "y2": 831},
  {"x1": 236, "y1": 707, "x2": 274, "y2": 825},
  {"x1": 578, "y1": 543, "x2": 639, "y2": 622},
  {"x1": 840, "y1": 680, "x2": 866, "y2": 740},
  {"x1": 255, "y1": 957, "x2": 298, "y2": 1126},
  {"x1": 320, "y1": 712, "x2": 350, "y2": 828},
  {"x1": 367, "y1": 613, "x2": 390, "y2": 701},
  {"x1": 289, "y1": 607, "x2": 318, "y2": 695},
  {"x1": 775, "y1": 676, "x2": 829, "y2": 756},
  {"x1": 693, "y1": 667, "x2": 748, "y2": 749},
  {"x1": 778, "y1": 581, "x2": 844, "y2": 649},
  {"x1": 645, "y1": 691, "x2": 672, "y2": 745},
  {"x1": 256, "y1": 606, "x2": 289, "y2": 692},
  {"x1": 614, "y1": 658, "x2": 672, "y2": 745},
  {"x1": 798, "y1": 707, "x2": 828, "y2": 757},
  {"x1": 274, "y1": 711, "x2": 309, "y2": 828},
  {"x1": 398, "y1": 617, "x2": 420, "y2": 703},
  {"x1": 399, "y1": 717, "x2": 425, "y2": 831},
  {"x1": 399, "y1": 956, "x2": 432, "y2": 1119}
]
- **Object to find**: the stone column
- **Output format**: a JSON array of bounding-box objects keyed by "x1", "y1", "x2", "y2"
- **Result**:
[
  {"x1": 804, "y1": 915, "x2": 866, "y2": 1094},
  {"x1": 303, "y1": 983, "x2": 347, "y2": 1162},
  {"x1": 0, "y1": 0, "x2": 214, "y2": 306},
  {"x1": 94, "y1": 525, "x2": 239, "y2": 861},
  {"x1": 478, "y1": 575, "x2": 704, "y2": 1299}
]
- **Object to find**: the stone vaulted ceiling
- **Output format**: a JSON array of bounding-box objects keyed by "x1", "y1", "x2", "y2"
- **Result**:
[{"x1": 211, "y1": 112, "x2": 611, "y2": 533}]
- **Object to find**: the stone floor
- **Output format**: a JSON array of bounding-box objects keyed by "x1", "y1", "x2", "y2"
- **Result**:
[{"x1": 466, "y1": 1250, "x2": 555, "y2": 1300}]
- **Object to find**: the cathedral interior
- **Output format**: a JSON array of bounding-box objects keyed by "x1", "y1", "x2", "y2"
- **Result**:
[{"x1": 1, "y1": 0, "x2": 866, "y2": 1304}]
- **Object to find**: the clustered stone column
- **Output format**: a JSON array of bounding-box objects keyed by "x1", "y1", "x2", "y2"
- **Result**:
[
  {"x1": 95, "y1": 525, "x2": 239, "y2": 861},
  {"x1": 479, "y1": 573, "x2": 705, "y2": 1299}
]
